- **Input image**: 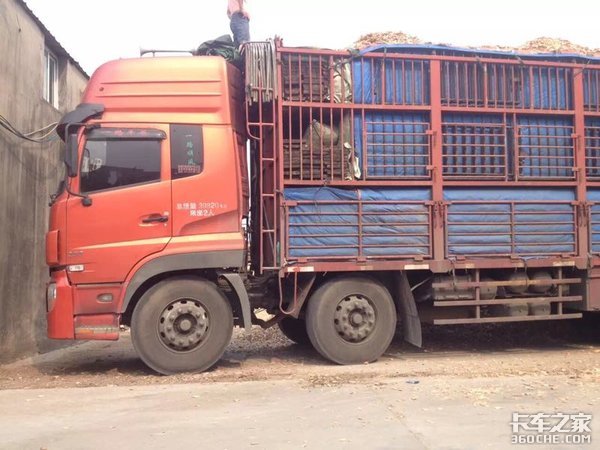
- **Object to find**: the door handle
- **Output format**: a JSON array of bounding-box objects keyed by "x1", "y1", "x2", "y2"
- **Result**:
[{"x1": 142, "y1": 215, "x2": 169, "y2": 224}]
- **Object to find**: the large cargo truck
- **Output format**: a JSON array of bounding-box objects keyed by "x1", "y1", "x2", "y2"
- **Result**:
[{"x1": 46, "y1": 40, "x2": 600, "y2": 374}]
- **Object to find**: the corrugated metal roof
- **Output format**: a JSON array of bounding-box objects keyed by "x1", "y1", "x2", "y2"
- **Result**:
[
  {"x1": 360, "y1": 43, "x2": 600, "y2": 64},
  {"x1": 15, "y1": 0, "x2": 88, "y2": 78}
]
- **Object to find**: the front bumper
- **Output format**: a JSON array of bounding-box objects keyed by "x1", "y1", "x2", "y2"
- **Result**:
[
  {"x1": 47, "y1": 270, "x2": 120, "y2": 340},
  {"x1": 47, "y1": 270, "x2": 75, "y2": 339}
]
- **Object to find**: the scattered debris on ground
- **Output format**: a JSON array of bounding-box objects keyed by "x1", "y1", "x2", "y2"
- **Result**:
[{"x1": 0, "y1": 321, "x2": 598, "y2": 390}]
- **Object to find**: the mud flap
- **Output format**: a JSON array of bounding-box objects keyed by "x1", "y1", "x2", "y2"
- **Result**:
[
  {"x1": 219, "y1": 273, "x2": 252, "y2": 331},
  {"x1": 394, "y1": 271, "x2": 422, "y2": 348}
]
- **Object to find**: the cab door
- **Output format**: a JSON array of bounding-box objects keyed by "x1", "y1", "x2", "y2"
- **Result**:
[
  {"x1": 169, "y1": 124, "x2": 243, "y2": 244},
  {"x1": 65, "y1": 127, "x2": 172, "y2": 284}
]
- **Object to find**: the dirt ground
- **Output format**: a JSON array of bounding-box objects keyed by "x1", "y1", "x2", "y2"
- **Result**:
[
  {"x1": 1, "y1": 320, "x2": 599, "y2": 449},
  {"x1": 1, "y1": 319, "x2": 599, "y2": 390}
]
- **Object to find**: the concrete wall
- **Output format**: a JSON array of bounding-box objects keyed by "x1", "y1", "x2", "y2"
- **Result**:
[{"x1": 0, "y1": 0, "x2": 88, "y2": 362}]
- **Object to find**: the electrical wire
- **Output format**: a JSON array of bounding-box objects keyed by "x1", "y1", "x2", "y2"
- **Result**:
[
  {"x1": 0, "y1": 114, "x2": 59, "y2": 143},
  {"x1": 0, "y1": 116, "x2": 42, "y2": 142},
  {"x1": 27, "y1": 123, "x2": 59, "y2": 140},
  {"x1": 24, "y1": 121, "x2": 58, "y2": 137}
]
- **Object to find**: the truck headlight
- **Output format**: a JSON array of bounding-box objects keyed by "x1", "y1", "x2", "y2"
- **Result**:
[{"x1": 46, "y1": 283, "x2": 57, "y2": 312}]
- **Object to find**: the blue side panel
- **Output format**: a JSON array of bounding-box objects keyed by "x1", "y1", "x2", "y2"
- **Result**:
[
  {"x1": 361, "y1": 188, "x2": 431, "y2": 257},
  {"x1": 442, "y1": 113, "x2": 505, "y2": 178},
  {"x1": 588, "y1": 189, "x2": 600, "y2": 254},
  {"x1": 444, "y1": 188, "x2": 576, "y2": 257},
  {"x1": 443, "y1": 188, "x2": 575, "y2": 202},
  {"x1": 285, "y1": 187, "x2": 431, "y2": 258},
  {"x1": 360, "y1": 188, "x2": 431, "y2": 201},
  {"x1": 285, "y1": 188, "x2": 359, "y2": 258},
  {"x1": 517, "y1": 116, "x2": 574, "y2": 178},
  {"x1": 352, "y1": 59, "x2": 430, "y2": 105},
  {"x1": 354, "y1": 112, "x2": 430, "y2": 179}
]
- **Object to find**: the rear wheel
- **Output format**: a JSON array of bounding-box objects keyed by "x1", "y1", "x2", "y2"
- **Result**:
[
  {"x1": 131, "y1": 277, "x2": 233, "y2": 375},
  {"x1": 306, "y1": 277, "x2": 396, "y2": 365},
  {"x1": 278, "y1": 317, "x2": 311, "y2": 345}
]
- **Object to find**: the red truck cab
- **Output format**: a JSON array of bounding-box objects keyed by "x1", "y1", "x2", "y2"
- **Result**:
[{"x1": 46, "y1": 56, "x2": 249, "y2": 372}]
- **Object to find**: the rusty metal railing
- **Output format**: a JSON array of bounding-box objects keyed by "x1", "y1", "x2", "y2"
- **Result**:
[
  {"x1": 442, "y1": 121, "x2": 507, "y2": 179},
  {"x1": 516, "y1": 124, "x2": 575, "y2": 180},
  {"x1": 584, "y1": 69, "x2": 600, "y2": 112},
  {"x1": 363, "y1": 118, "x2": 431, "y2": 179},
  {"x1": 586, "y1": 125, "x2": 600, "y2": 179},
  {"x1": 441, "y1": 61, "x2": 573, "y2": 110}
]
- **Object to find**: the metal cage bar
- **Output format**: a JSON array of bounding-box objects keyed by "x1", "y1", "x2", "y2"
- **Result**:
[{"x1": 247, "y1": 41, "x2": 600, "y2": 272}]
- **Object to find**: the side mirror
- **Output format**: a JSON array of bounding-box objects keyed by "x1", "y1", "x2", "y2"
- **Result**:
[{"x1": 66, "y1": 133, "x2": 79, "y2": 178}]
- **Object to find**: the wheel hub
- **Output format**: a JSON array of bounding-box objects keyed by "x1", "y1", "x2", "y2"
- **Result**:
[
  {"x1": 350, "y1": 312, "x2": 364, "y2": 326},
  {"x1": 334, "y1": 295, "x2": 376, "y2": 343},
  {"x1": 158, "y1": 299, "x2": 209, "y2": 351}
]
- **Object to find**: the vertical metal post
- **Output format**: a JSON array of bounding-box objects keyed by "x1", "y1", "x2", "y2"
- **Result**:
[
  {"x1": 514, "y1": 121, "x2": 520, "y2": 181},
  {"x1": 483, "y1": 63, "x2": 489, "y2": 107},
  {"x1": 574, "y1": 67, "x2": 589, "y2": 256},
  {"x1": 557, "y1": 266, "x2": 564, "y2": 315},
  {"x1": 257, "y1": 75, "x2": 265, "y2": 272},
  {"x1": 358, "y1": 198, "x2": 363, "y2": 258},
  {"x1": 474, "y1": 268, "x2": 481, "y2": 319},
  {"x1": 275, "y1": 51, "x2": 284, "y2": 269},
  {"x1": 430, "y1": 60, "x2": 445, "y2": 261}
]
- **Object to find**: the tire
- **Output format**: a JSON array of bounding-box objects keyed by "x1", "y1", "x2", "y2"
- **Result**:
[
  {"x1": 306, "y1": 276, "x2": 396, "y2": 365},
  {"x1": 131, "y1": 276, "x2": 233, "y2": 375},
  {"x1": 278, "y1": 317, "x2": 311, "y2": 345}
]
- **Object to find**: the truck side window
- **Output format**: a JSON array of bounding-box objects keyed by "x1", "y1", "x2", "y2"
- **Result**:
[
  {"x1": 80, "y1": 139, "x2": 161, "y2": 193},
  {"x1": 170, "y1": 124, "x2": 203, "y2": 179}
]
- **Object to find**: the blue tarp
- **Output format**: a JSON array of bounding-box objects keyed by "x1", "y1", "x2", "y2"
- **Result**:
[
  {"x1": 285, "y1": 187, "x2": 578, "y2": 260},
  {"x1": 353, "y1": 112, "x2": 430, "y2": 179},
  {"x1": 353, "y1": 113, "x2": 576, "y2": 180},
  {"x1": 354, "y1": 44, "x2": 584, "y2": 110},
  {"x1": 285, "y1": 187, "x2": 431, "y2": 258},
  {"x1": 359, "y1": 44, "x2": 600, "y2": 64},
  {"x1": 352, "y1": 58, "x2": 429, "y2": 105},
  {"x1": 587, "y1": 189, "x2": 600, "y2": 254},
  {"x1": 347, "y1": 44, "x2": 598, "y2": 180},
  {"x1": 445, "y1": 188, "x2": 576, "y2": 256},
  {"x1": 518, "y1": 116, "x2": 573, "y2": 178}
]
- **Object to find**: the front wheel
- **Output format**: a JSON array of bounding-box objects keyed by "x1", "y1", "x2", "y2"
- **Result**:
[
  {"x1": 131, "y1": 277, "x2": 233, "y2": 375},
  {"x1": 306, "y1": 277, "x2": 396, "y2": 365}
]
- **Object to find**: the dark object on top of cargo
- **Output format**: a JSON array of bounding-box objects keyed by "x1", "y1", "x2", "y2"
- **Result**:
[{"x1": 195, "y1": 35, "x2": 239, "y2": 64}]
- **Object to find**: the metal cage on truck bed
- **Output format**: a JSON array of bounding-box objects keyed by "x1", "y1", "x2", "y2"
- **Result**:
[{"x1": 244, "y1": 40, "x2": 600, "y2": 279}]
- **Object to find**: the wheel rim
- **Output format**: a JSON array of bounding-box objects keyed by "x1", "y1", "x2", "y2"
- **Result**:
[
  {"x1": 158, "y1": 299, "x2": 209, "y2": 351},
  {"x1": 334, "y1": 294, "x2": 376, "y2": 343}
]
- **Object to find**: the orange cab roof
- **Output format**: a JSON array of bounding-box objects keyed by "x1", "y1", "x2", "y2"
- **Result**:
[{"x1": 83, "y1": 56, "x2": 243, "y2": 125}]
